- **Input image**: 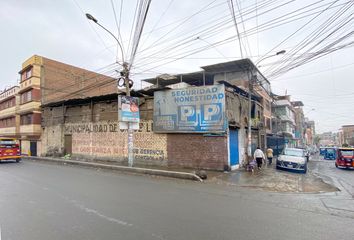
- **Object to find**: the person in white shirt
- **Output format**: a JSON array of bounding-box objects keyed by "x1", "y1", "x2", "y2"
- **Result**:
[{"x1": 253, "y1": 147, "x2": 265, "y2": 169}]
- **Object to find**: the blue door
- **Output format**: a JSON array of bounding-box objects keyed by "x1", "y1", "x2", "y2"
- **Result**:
[{"x1": 229, "y1": 129, "x2": 239, "y2": 166}]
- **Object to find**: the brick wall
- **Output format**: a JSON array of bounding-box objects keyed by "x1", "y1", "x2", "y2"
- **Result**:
[
  {"x1": 167, "y1": 134, "x2": 228, "y2": 171},
  {"x1": 41, "y1": 58, "x2": 117, "y2": 105},
  {"x1": 41, "y1": 97, "x2": 168, "y2": 166}
]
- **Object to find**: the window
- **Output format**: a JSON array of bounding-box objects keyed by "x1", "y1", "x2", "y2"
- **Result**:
[
  {"x1": 0, "y1": 117, "x2": 15, "y2": 128},
  {"x1": 21, "y1": 90, "x2": 32, "y2": 104},
  {"x1": 21, "y1": 67, "x2": 32, "y2": 81},
  {"x1": 266, "y1": 118, "x2": 271, "y2": 130},
  {"x1": 0, "y1": 97, "x2": 15, "y2": 110},
  {"x1": 27, "y1": 90, "x2": 32, "y2": 101},
  {"x1": 265, "y1": 100, "x2": 271, "y2": 111},
  {"x1": 20, "y1": 114, "x2": 33, "y2": 125}
]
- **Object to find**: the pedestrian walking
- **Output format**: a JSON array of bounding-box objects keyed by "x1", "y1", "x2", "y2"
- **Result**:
[
  {"x1": 266, "y1": 147, "x2": 273, "y2": 165},
  {"x1": 253, "y1": 147, "x2": 265, "y2": 170}
]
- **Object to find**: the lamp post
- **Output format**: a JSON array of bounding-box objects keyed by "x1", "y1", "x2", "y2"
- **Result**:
[
  {"x1": 246, "y1": 50, "x2": 286, "y2": 158},
  {"x1": 305, "y1": 108, "x2": 315, "y2": 115},
  {"x1": 256, "y1": 50, "x2": 286, "y2": 67},
  {"x1": 86, "y1": 13, "x2": 134, "y2": 167}
]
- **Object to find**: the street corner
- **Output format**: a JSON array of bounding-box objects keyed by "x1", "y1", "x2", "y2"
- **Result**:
[{"x1": 206, "y1": 164, "x2": 339, "y2": 193}]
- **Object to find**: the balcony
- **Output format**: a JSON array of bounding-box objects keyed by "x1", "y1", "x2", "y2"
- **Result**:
[
  {"x1": 19, "y1": 76, "x2": 40, "y2": 93},
  {"x1": 18, "y1": 101, "x2": 41, "y2": 114},
  {"x1": 0, "y1": 106, "x2": 16, "y2": 118},
  {"x1": 0, "y1": 127, "x2": 16, "y2": 136},
  {"x1": 20, "y1": 124, "x2": 41, "y2": 135}
]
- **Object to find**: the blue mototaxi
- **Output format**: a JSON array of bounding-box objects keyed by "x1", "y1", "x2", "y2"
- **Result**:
[
  {"x1": 324, "y1": 147, "x2": 336, "y2": 160},
  {"x1": 319, "y1": 147, "x2": 326, "y2": 156}
]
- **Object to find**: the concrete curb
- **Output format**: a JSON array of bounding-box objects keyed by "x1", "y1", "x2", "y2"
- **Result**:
[{"x1": 23, "y1": 156, "x2": 203, "y2": 182}]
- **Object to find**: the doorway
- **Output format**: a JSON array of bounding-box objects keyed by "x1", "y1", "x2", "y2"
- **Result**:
[
  {"x1": 229, "y1": 129, "x2": 239, "y2": 167},
  {"x1": 64, "y1": 135, "x2": 72, "y2": 155}
]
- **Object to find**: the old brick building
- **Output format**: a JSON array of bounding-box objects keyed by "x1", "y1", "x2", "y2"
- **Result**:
[
  {"x1": 11, "y1": 56, "x2": 265, "y2": 171},
  {"x1": 40, "y1": 81, "x2": 262, "y2": 171}
]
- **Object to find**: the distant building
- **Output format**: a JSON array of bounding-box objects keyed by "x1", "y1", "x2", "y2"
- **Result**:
[
  {"x1": 340, "y1": 125, "x2": 354, "y2": 146},
  {"x1": 271, "y1": 95, "x2": 296, "y2": 146},
  {"x1": 292, "y1": 101, "x2": 305, "y2": 147},
  {"x1": 318, "y1": 131, "x2": 336, "y2": 146},
  {"x1": 304, "y1": 119, "x2": 316, "y2": 145}
]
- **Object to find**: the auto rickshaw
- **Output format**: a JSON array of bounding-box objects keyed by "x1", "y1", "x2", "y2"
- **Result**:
[
  {"x1": 319, "y1": 147, "x2": 326, "y2": 156},
  {"x1": 335, "y1": 147, "x2": 354, "y2": 168},
  {"x1": 324, "y1": 147, "x2": 336, "y2": 160}
]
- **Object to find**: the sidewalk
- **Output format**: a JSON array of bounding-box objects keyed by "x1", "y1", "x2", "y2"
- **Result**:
[
  {"x1": 23, "y1": 156, "x2": 203, "y2": 182},
  {"x1": 205, "y1": 162, "x2": 339, "y2": 193}
]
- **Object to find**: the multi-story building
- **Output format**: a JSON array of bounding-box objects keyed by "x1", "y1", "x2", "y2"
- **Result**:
[
  {"x1": 292, "y1": 101, "x2": 305, "y2": 147},
  {"x1": 340, "y1": 125, "x2": 354, "y2": 146},
  {"x1": 318, "y1": 131, "x2": 336, "y2": 146},
  {"x1": 201, "y1": 59, "x2": 272, "y2": 150},
  {"x1": 18, "y1": 56, "x2": 42, "y2": 155},
  {"x1": 0, "y1": 86, "x2": 20, "y2": 139},
  {"x1": 272, "y1": 95, "x2": 296, "y2": 146},
  {"x1": 6, "y1": 55, "x2": 117, "y2": 156},
  {"x1": 304, "y1": 118, "x2": 316, "y2": 145},
  {"x1": 338, "y1": 129, "x2": 344, "y2": 146}
]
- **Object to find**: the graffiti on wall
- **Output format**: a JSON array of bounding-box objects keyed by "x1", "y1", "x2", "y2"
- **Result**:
[{"x1": 65, "y1": 121, "x2": 166, "y2": 162}]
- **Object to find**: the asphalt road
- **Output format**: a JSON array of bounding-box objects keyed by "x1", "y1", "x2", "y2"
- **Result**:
[{"x1": 0, "y1": 160, "x2": 353, "y2": 240}]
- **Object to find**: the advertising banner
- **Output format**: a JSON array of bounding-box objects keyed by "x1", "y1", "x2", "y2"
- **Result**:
[
  {"x1": 118, "y1": 96, "x2": 140, "y2": 123},
  {"x1": 153, "y1": 84, "x2": 226, "y2": 133}
]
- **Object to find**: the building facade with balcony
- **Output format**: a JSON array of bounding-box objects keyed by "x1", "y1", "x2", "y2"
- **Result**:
[
  {"x1": 292, "y1": 101, "x2": 305, "y2": 147},
  {"x1": 0, "y1": 86, "x2": 20, "y2": 139},
  {"x1": 16, "y1": 55, "x2": 117, "y2": 156},
  {"x1": 272, "y1": 95, "x2": 296, "y2": 147},
  {"x1": 18, "y1": 56, "x2": 42, "y2": 155}
]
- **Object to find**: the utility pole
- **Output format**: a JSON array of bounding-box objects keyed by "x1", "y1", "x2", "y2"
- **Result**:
[
  {"x1": 122, "y1": 62, "x2": 134, "y2": 167},
  {"x1": 86, "y1": 13, "x2": 135, "y2": 167}
]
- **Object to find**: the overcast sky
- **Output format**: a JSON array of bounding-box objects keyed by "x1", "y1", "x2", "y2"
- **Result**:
[{"x1": 1, "y1": 0, "x2": 353, "y2": 134}]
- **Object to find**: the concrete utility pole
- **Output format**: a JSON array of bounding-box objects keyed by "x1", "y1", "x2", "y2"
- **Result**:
[
  {"x1": 122, "y1": 62, "x2": 134, "y2": 167},
  {"x1": 86, "y1": 13, "x2": 134, "y2": 167}
]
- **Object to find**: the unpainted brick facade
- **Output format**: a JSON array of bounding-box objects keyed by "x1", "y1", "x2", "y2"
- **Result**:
[
  {"x1": 41, "y1": 91, "x2": 254, "y2": 170},
  {"x1": 41, "y1": 57, "x2": 117, "y2": 105},
  {"x1": 42, "y1": 97, "x2": 168, "y2": 166}
]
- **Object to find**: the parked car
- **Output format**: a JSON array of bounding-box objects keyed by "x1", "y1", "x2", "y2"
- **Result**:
[{"x1": 276, "y1": 148, "x2": 307, "y2": 173}]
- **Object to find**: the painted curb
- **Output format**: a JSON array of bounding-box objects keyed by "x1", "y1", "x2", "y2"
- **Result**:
[{"x1": 23, "y1": 157, "x2": 203, "y2": 182}]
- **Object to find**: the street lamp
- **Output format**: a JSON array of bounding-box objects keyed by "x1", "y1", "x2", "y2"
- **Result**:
[
  {"x1": 86, "y1": 13, "x2": 125, "y2": 64},
  {"x1": 256, "y1": 50, "x2": 286, "y2": 66},
  {"x1": 246, "y1": 50, "x2": 286, "y2": 158},
  {"x1": 305, "y1": 108, "x2": 315, "y2": 115},
  {"x1": 86, "y1": 13, "x2": 134, "y2": 167}
]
